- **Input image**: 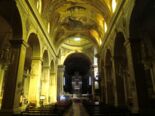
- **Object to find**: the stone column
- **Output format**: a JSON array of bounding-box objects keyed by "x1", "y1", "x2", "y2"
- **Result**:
[
  {"x1": 0, "y1": 64, "x2": 7, "y2": 108},
  {"x1": 97, "y1": 55, "x2": 102, "y2": 101},
  {"x1": 0, "y1": 65, "x2": 5, "y2": 95},
  {"x1": 28, "y1": 57, "x2": 42, "y2": 107},
  {"x1": 127, "y1": 38, "x2": 149, "y2": 113},
  {"x1": 90, "y1": 65, "x2": 95, "y2": 99},
  {"x1": 49, "y1": 72, "x2": 57, "y2": 103},
  {"x1": 151, "y1": 58, "x2": 155, "y2": 92},
  {"x1": 57, "y1": 65, "x2": 64, "y2": 100},
  {"x1": 110, "y1": 57, "x2": 118, "y2": 106},
  {"x1": 1, "y1": 40, "x2": 27, "y2": 113},
  {"x1": 99, "y1": 60, "x2": 105, "y2": 103},
  {"x1": 113, "y1": 56, "x2": 129, "y2": 106},
  {"x1": 107, "y1": 64, "x2": 115, "y2": 105},
  {"x1": 103, "y1": 63, "x2": 108, "y2": 104},
  {"x1": 41, "y1": 65, "x2": 50, "y2": 104}
]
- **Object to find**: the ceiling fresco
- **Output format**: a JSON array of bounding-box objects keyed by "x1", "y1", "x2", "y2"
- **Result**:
[{"x1": 40, "y1": 0, "x2": 116, "y2": 49}]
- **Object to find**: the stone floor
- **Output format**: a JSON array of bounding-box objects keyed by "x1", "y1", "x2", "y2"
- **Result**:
[{"x1": 64, "y1": 101, "x2": 89, "y2": 116}]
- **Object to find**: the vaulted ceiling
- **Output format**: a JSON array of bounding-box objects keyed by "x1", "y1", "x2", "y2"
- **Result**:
[{"x1": 36, "y1": 0, "x2": 118, "y2": 49}]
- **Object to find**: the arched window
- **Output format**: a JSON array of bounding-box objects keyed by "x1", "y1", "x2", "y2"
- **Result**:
[
  {"x1": 111, "y1": 0, "x2": 117, "y2": 13},
  {"x1": 36, "y1": 0, "x2": 42, "y2": 14},
  {"x1": 47, "y1": 22, "x2": 50, "y2": 33},
  {"x1": 104, "y1": 22, "x2": 107, "y2": 32}
]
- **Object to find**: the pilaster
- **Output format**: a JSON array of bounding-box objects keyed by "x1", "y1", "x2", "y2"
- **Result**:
[
  {"x1": 111, "y1": 56, "x2": 118, "y2": 106},
  {"x1": 1, "y1": 39, "x2": 28, "y2": 114},
  {"x1": 125, "y1": 38, "x2": 149, "y2": 113},
  {"x1": 28, "y1": 57, "x2": 42, "y2": 107},
  {"x1": 124, "y1": 39, "x2": 139, "y2": 113},
  {"x1": 41, "y1": 65, "x2": 50, "y2": 104},
  {"x1": 57, "y1": 65, "x2": 64, "y2": 100},
  {"x1": 49, "y1": 72, "x2": 57, "y2": 103}
]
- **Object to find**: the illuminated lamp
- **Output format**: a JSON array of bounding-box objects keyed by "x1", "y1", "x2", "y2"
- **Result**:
[{"x1": 74, "y1": 37, "x2": 81, "y2": 41}]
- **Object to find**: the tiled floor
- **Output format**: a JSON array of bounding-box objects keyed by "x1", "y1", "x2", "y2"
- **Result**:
[{"x1": 64, "y1": 102, "x2": 89, "y2": 116}]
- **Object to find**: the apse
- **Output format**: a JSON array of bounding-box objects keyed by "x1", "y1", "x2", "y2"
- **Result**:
[
  {"x1": 64, "y1": 53, "x2": 91, "y2": 76},
  {"x1": 63, "y1": 53, "x2": 92, "y2": 94}
]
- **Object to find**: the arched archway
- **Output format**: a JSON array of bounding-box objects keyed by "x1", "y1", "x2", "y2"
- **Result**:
[
  {"x1": 129, "y1": 0, "x2": 155, "y2": 112},
  {"x1": 114, "y1": 32, "x2": 128, "y2": 106},
  {"x1": 105, "y1": 49, "x2": 114, "y2": 105},
  {"x1": 27, "y1": 33, "x2": 41, "y2": 57},
  {"x1": 64, "y1": 52, "x2": 92, "y2": 94}
]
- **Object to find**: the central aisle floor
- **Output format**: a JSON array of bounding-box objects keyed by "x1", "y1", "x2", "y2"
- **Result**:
[{"x1": 64, "y1": 101, "x2": 89, "y2": 116}]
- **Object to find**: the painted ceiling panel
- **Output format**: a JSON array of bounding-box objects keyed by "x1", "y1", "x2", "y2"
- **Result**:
[{"x1": 40, "y1": 0, "x2": 113, "y2": 49}]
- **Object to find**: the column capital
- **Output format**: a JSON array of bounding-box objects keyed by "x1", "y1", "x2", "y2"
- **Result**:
[
  {"x1": 128, "y1": 37, "x2": 142, "y2": 44},
  {"x1": 50, "y1": 72, "x2": 56, "y2": 75},
  {"x1": 95, "y1": 53, "x2": 100, "y2": 58},
  {"x1": 1, "y1": 64, "x2": 8, "y2": 70},
  {"x1": 58, "y1": 65, "x2": 65, "y2": 68},
  {"x1": 105, "y1": 63, "x2": 112, "y2": 67},
  {"x1": 42, "y1": 65, "x2": 50, "y2": 69},
  {"x1": 124, "y1": 40, "x2": 130, "y2": 47},
  {"x1": 31, "y1": 56, "x2": 42, "y2": 61},
  {"x1": 9, "y1": 39, "x2": 29, "y2": 48},
  {"x1": 112, "y1": 56, "x2": 121, "y2": 60}
]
